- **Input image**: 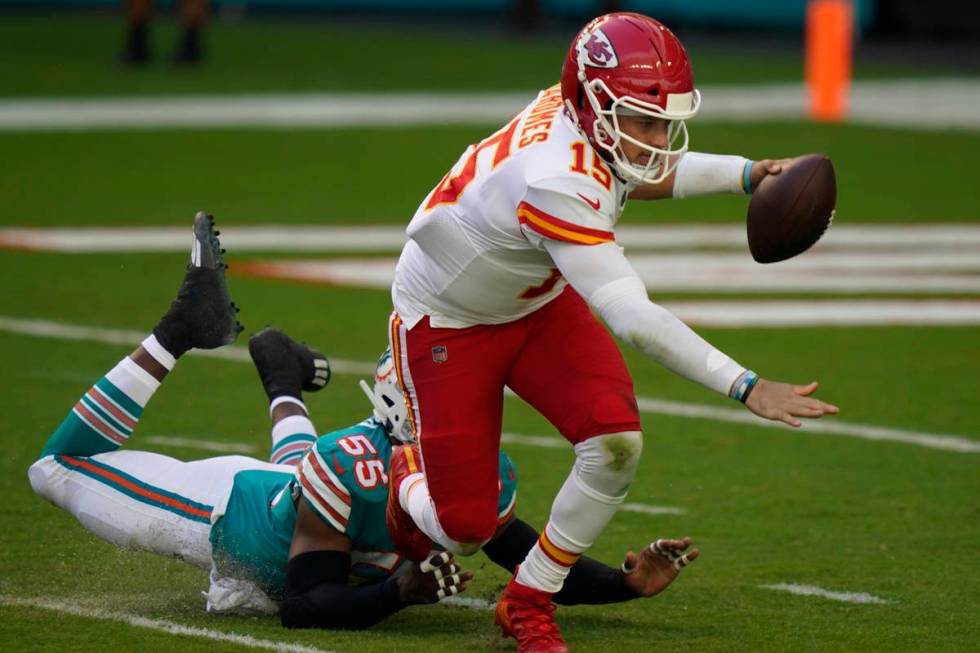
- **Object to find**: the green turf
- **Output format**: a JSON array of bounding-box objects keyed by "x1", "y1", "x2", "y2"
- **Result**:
[
  {"x1": 0, "y1": 13, "x2": 960, "y2": 98},
  {"x1": 2, "y1": 121, "x2": 979, "y2": 227},
  {"x1": 0, "y1": 253, "x2": 977, "y2": 651},
  {"x1": 1, "y1": 249, "x2": 978, "y2": 653}
]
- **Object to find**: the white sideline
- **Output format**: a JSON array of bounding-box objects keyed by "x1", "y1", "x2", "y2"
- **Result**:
[
  {"x1": 2, "y1": 315, "x2": 977, "y2": 454},
  {"x1": 0, "y1": 595, "x2": 336, "y2": 653},
  {"x1": 4, "y1": 224, "x2": 980, "y2": 253},
  {"x1": 759, "y1": 583, "x2": 892, "y2": 604},
  {"x1": 1, "y1": 80, "x2": 978, "y2": 131}
]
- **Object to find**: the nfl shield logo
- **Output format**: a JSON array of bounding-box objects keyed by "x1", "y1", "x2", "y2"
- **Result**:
[{"x1": 431, "y1": 345, "x2": 448, "y2": 364}]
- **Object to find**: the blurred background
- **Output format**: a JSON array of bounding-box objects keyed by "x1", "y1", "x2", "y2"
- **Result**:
[{"x1": 0, "y1": 0, "x2": 978, "y2": 225}]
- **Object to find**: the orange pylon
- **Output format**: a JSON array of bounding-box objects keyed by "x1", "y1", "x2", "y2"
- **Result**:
[{"x1": 806, "y1": 0, "x2": 853, "y2": 122}]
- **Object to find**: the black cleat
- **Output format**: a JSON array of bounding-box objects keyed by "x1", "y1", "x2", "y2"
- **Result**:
[
  {"x1": 248, "y1": 327, "x2": 330, "y2": 401},
  {"x1": 152, "y1": 211, "x2": 244, "y2": 357}
]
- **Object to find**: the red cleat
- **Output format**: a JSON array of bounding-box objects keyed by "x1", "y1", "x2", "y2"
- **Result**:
[
  {"x1": 495, "y1": 573, "x2": 570, "y2": 653},
  {"x1": 386, "y1": 444, "x2": 434, "y2": 562}
]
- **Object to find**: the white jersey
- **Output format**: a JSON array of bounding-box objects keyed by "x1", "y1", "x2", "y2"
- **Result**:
[{"x1": 393, "y1": 85, "x2": 635, "y2": 328}]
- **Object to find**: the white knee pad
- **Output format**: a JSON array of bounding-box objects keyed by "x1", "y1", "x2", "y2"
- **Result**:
[{"x1": 571, "y1": 431, "x2": 643, "y2": 503}]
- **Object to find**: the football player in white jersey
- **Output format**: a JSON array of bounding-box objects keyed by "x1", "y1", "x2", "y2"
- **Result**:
[{"x1": 384, "y1": 12, "x2": 840, "y2": 653}]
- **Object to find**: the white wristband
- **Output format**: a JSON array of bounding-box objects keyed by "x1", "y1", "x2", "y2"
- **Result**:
[{"x1": 672, "y1": 152, "x2": 751, "y2": 199}]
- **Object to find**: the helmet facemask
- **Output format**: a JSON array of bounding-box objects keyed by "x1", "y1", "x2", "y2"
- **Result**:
[
  {"x1": 581, "y1": 74, "x2": 701, "y2": 185},
  {"x1": 359, "y1": 348, "x2": 414, "y2": 444}
]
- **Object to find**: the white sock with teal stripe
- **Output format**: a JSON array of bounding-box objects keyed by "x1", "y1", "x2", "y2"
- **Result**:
[
  {"x1": 270, "y1": 400, "x2": 317, "y2": 467},
  {"x1": 41, "y1": 355, "x2": 159, "y2": 458}
]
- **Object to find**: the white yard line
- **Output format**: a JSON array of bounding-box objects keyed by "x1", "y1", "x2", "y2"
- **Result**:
[
  {"x1": 145, "y1": 435, "x2": 259, "y2": 454},
  {"x1": 620, "y1": 504, "x2": 687, "y2": 516},
  {"x1": 3, "y1": 315, "x2": 977, "y2": 454},
  {"x1": 636, "y1": 397, "x2": 980, "y2": 453},
  {"x1": 0, "y1": 595, "x2": 337, "y2": 653},
  {"x1": 759, "y1": 584, "x2": 892, "y2": 604},
  {"x1": 234, "y1": 257, "x2": 980, "y2": 296},
  {"x1": 0, "y1": 315, "x2": 375, "y2": 376},
  {"x1": 0, "y1": 225, "x2": 410, "y2": 253},
  {"x1": 4, "y1": 224, "x2": 980, "y2": 253},
  {"x1": 501, "y1": 432, "x2": 567, "y2": 449},
  {"x1": 660, "y1": 300, "x2": 980, "y2": 326},
  {"x1": 1, "y1": 80, "x2": 978, "y2": 130},
  {"x1": 440, "y1": 596, "x2": 495, "y2": 610}
]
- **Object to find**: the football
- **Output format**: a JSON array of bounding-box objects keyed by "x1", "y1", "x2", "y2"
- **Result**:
[{"x1": 746, "y1": 153, "x2": 837, "y2": 263}]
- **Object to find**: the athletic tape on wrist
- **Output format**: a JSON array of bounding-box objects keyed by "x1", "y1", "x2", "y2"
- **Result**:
[
  {"x1": 269, "y1": 395, "x2": 308, "y2": 417},
  {"x1": 729, "y1": 370, "x2": 759, "y2": 403},
  {"x1": 141, "y1": 334, "x2": 177, "y2": 371},
  {"x1": 743, "y1": 160, "x2": 754, "y2": 194}
]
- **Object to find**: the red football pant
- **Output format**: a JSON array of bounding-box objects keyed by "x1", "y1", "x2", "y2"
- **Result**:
[{"x1": 390, "y1": 286, "x2": 640, "y2": 543}]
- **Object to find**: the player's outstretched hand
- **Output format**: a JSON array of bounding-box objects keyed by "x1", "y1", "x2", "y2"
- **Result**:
[
  {"x1": 621, "y1": 537, "x2": 700, "y2": 598},
  {"x1": 748, "y1": 158, "x2": 793, "y2": 191},
  {"x1": 745, "y1": 379, "x2": 840, "y2": 427},
  {"x1": 397, "y1": 551, "x2": 474, "y2": 605}
]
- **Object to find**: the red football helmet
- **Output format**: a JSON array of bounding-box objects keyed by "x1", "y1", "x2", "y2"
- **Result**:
[{"x1": 561, "y1": 12, "x2": 701, "y2": 185}]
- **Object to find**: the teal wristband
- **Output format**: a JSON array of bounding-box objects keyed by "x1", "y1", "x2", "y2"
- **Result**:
[
  {"x1": 742, "y1": 160, "x2": 754, "y2": 194},
  {"x1": 730, "y1": 370, "x2": 759, "y2": 403}
]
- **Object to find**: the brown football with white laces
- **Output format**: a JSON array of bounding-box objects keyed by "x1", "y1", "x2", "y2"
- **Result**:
[{"x1": 746, "y1": 153, "x2": 836, "y2": 263}]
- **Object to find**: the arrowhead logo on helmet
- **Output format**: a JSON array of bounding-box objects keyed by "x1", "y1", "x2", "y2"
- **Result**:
[{"x1": 581, "y1": 30, "x2": 618, "y2": 68}]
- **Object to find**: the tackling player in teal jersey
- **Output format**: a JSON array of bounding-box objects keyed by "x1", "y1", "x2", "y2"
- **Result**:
[{"x1": 29, "y1": 212, "x2": 700, "y2": 630}]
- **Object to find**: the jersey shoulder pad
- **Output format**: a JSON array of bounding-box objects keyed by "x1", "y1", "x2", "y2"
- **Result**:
[
  {"x1": 518, "y1": 178, "x2": 616, "y2": 248},
  {"x1": 496, "y1": 451, "x2": 518, "y2": 525},
  {"x1": 296, "y1": 438, "x2": 353, "y2": 534}
]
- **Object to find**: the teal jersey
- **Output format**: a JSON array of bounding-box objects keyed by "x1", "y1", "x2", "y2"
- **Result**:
[
  {"x1": 210, "y1": 417, "x2": 518, "y2": 596},
  {"x1": 209, "y1": 467, "x2": 296, "y2": 594}
]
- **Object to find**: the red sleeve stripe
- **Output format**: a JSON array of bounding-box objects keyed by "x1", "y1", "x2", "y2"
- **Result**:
[
  {"x1": 306, "y1": 452, "x2": 352, "y2": 506},
  {"x1": 89, "y1": 387, "x2": 137, "y2": 429},
  {"x1": 517, "y1": 201, "x2": 614, "y2": 245},
  {"x1": 537, "y1": 528, "x2": 582, "y2": 568},
  {"x1": 299, "y1": 474, "x2": 348, "y2": 531},
  {"x1": 72, "y1": 402, "x2": 127, "y2": 445}
]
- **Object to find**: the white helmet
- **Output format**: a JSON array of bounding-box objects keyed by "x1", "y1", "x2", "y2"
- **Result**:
[{"x1": 359, "y1": 348, "x2": 414, "y2": 444}]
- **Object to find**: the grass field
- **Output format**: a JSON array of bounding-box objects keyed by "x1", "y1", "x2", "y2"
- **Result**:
[{"x1": 1, "y1": 11, "x2": 978, "y2": 653}]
